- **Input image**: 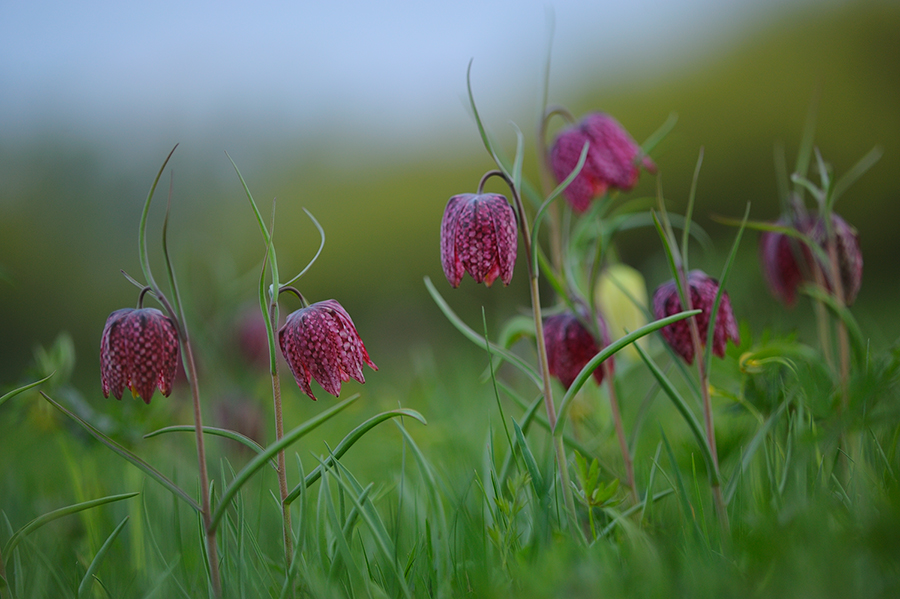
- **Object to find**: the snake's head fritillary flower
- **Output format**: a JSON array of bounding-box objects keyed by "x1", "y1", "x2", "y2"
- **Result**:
[
  {"x1": 652, "y1": 270, "x2": 740, "y2": 365},
  {"x1": 543, "y1": 310, "x2": 613, "y2": 390},
  {"x1": 759, "y1": 213, "x2": 862, "y2": 307},
  {"x1": 440, "y1": 193, "x2": 517, "y2": 288},
  {"x1": 549, "y1": 112, "x2": 656, "y2": 213},
  {"x1": 278, "y1": 299, "x2": 377, "y2": 401},
  {"x1": 100, "y1": 308, "x2": 180, "y2": 404}
]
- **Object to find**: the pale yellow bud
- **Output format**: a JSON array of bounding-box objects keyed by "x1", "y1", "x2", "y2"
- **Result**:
[{"x1": 594, "y1": 263, "x2": 648, "y2": 361}]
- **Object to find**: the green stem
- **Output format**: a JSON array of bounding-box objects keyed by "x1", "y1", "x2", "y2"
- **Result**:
[
  {"x1": 182, "y1": 331, "x2": 221, "y2": 597},
  {"x1": 271, "y1": 367, "x2": 294, "y2": 569}
]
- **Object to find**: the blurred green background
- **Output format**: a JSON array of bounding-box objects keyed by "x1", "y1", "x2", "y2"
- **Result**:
[{"x1": 1, "y1": 0, "x2": 898, "y2": 403}]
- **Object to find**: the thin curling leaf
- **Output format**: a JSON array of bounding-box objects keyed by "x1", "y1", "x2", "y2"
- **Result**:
[
  {"x1": 3, "y1": 492, "x2": 138, "y2": 560},
  {"x1": 0, "y1": 372, "x2": 53, "y2": 409},
  {"x1": 210, "y1": 394, "x2": 360, "y2": 532},
  {"x1": 283, "y1": 208, "x2": 326, "y2": 287},
  {"x1": 41, "y1": 392, "x2": 201, "y2": 512},
  {"x1": 139, "y1": 144, "x2": 178, "y2": 293},
  {"x1": 285, "y1": 408, "x2": 427, "y2": 503},
  {"x1": 553, "y1": 309, "x2": 701, "y2": 436}
]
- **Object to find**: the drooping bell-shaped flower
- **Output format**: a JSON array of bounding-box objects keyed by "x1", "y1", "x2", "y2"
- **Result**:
[
  {"x1": 759, "y1": 212, "x2": 862, "y2": 306},
  {"x1": 543, "y1": 310, "x2": 613, "y2": 390},
  {"x1": 278, "y1": 299, "x2": 377, "y2": 401},
  {"x1": 440, "y1": 193, "x2": 517, "y2": 288},
  {"x1": 652, "y1": 270, "x2": 740, "y2": 365},
  {"x1": 549, "y1": 112, "x2": 656, "y2": 213},
  {"x1": 100, "y1": 308, "x2": 180, "y2": 404}
]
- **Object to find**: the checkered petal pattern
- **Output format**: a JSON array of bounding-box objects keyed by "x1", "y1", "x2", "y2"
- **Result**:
[
  {"x1": 440, "y1": 193, "x2": 517, "y2": 288},
  {"x1": 100, "y1": 308, "x2": 180, "y2": 404},
  {"x1": 550, "y1": 112, "x2": 656, "y2": 213},
  {"x1": 278, "y1": 300, "x2": 377, "y2": 401},
  {"x1": 653, "y1": 270, "x2": 740, "y2": 365},
  {"x1": 543, "y1": 310, "x2": 613, "y2": 390}
]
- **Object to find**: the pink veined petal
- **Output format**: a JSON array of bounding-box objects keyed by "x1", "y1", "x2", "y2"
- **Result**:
[
  {"x1": 550, "y1": 128, "x2": 599, "y2": 212},
  {"x1": 440, "y1": 195, "x2": 470, "y2": 288},
  {"x1": 101, "y1": 308, "x2": 132, "y2": 400},
  {"x1": 320, "y1": 300, "x2": 378, "y2": 376},
  {"x1": 279, "y1": 314, "x2": 317, "y2": 400},
  {"x1": 488, "y1": 196, "x2": 517, "y2": 286}
]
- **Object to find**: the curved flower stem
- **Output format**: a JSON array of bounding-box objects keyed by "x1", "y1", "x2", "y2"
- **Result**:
[
  {"x1": 485, "y1": 169, "x2": 580, "y2": 536},
  {"x1": 182, "y1": 333, "x2": 222, "y2": 597}
]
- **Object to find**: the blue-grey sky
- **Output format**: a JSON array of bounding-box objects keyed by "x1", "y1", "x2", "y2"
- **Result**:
[{"x1": 1, "y1": 0, "x2": 827, "y2": 148}]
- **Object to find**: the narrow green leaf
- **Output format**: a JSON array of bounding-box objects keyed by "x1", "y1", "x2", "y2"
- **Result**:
[
  {"x1": 138, "y1": 145, "x2": 178, "y2": 293},
  {"x1": 800, "y1": 284, "x2": 867, "y2": 362},
  {"x1": 703, "y1": 203, "x2": 750, "y2": 372},
  {"x1": 77, "y1": 516, "x2": 129, "y2": 599},
  {"x1": 511, "y1": 122, "x2": 525, "y2": 194},
  {"x1": 210, "y1": 394, "x2": 360, "y2": 531},
  {"x1": 285, "y1": 408, "x2": 427, "y2": 503},
  {"x1": 4, "y1": 493, "x2": 138, "y2": 559},
  {"x1": 632, "y1": 345, "x2": 716, "y2": 481},
  {"x1": 424, "y1": 277, "x2": 542, "y2": 387},
  {"x1": 466, "y1": 60, "x2": 505, "y2": 177},
  {"x1": 640, "y1": 112, "x2": 678, "y2": 156},
  {"x1": 513, "y1": 421, "x2": 546, "y2": 501},
  {"x1": 144, "y1": 425, "x2": 273, "y2": 466},
  {"x1": 830, "y1": 146, "x2": 883, "y2": 209},
  {"x1": 793, "y1": 95, "x2": 819, "y2": 196},
  {"x1": 0, "y1": 373, "x2": 53, "y2": 409},
  {"x1": 725, "y1": 401, "x2": 788, "y2": 503},
  {"x1": 554, "y1": 310, "x2": 702, "y2": 435},
  {"x1": 40, "y1": 392, "x2": 200, "y2": 512},
  {"x1": 680, "y1": 147, "x2": 704, "y2": 268},
  {"x1": 160, "y1": 172, "x2": 184, "y2": 321},
  {"x1": 531, "y1": 141, "x2": 590, "y2": 274}
]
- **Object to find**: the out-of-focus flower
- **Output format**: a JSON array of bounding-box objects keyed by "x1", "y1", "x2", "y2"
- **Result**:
[
  {"x1": 595, "y1": 263, "x2": 648, "y2": 361},
  {"x1": 278, "y1": 299, "x2": 377, "y2": 401},
  {"x1": 543, "y1": 310, "x2": 613, "y2": 389},
  {"x1": 440, "y1": 193, "x2": 517, "y2": 287},
  {"x1": 549, "y1": 113, "x2": 656, "y2": 212},
  {"x1": 234, "y1": 305, "x2": 275, "y2": 370},
  {"x1": 759, "y1": 213, "x2": 862, "y2": 306},
  {"x1": 652, "y1": 271, "x2": 739, "y2": 365},
  {"x1": 101, "y1": 308, "x2": 180, "y2": 404}
]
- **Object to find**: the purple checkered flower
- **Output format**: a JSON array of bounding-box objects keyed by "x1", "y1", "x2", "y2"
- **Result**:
[
  {"x1": 278, "y1": 299, "x2": 377, "y2": 401},
  {"x1": 440, "y1": 193, "x2": 517, "y2": 287},
  {"x1": 100, "y1": 308, "x2": 180, "y2": 404},
  {"x1": 653, "y1": 270, "x2": 739, "y2": 365},
  {"x1": 543, "y1": 310, "x2": 613, "y2": 390},
  {"x1": 759, "y1": 212, "x2": 862, "y2": 306},
  {"x1": 549, "y1": 113, "x2": 656, "y2": 213}
]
